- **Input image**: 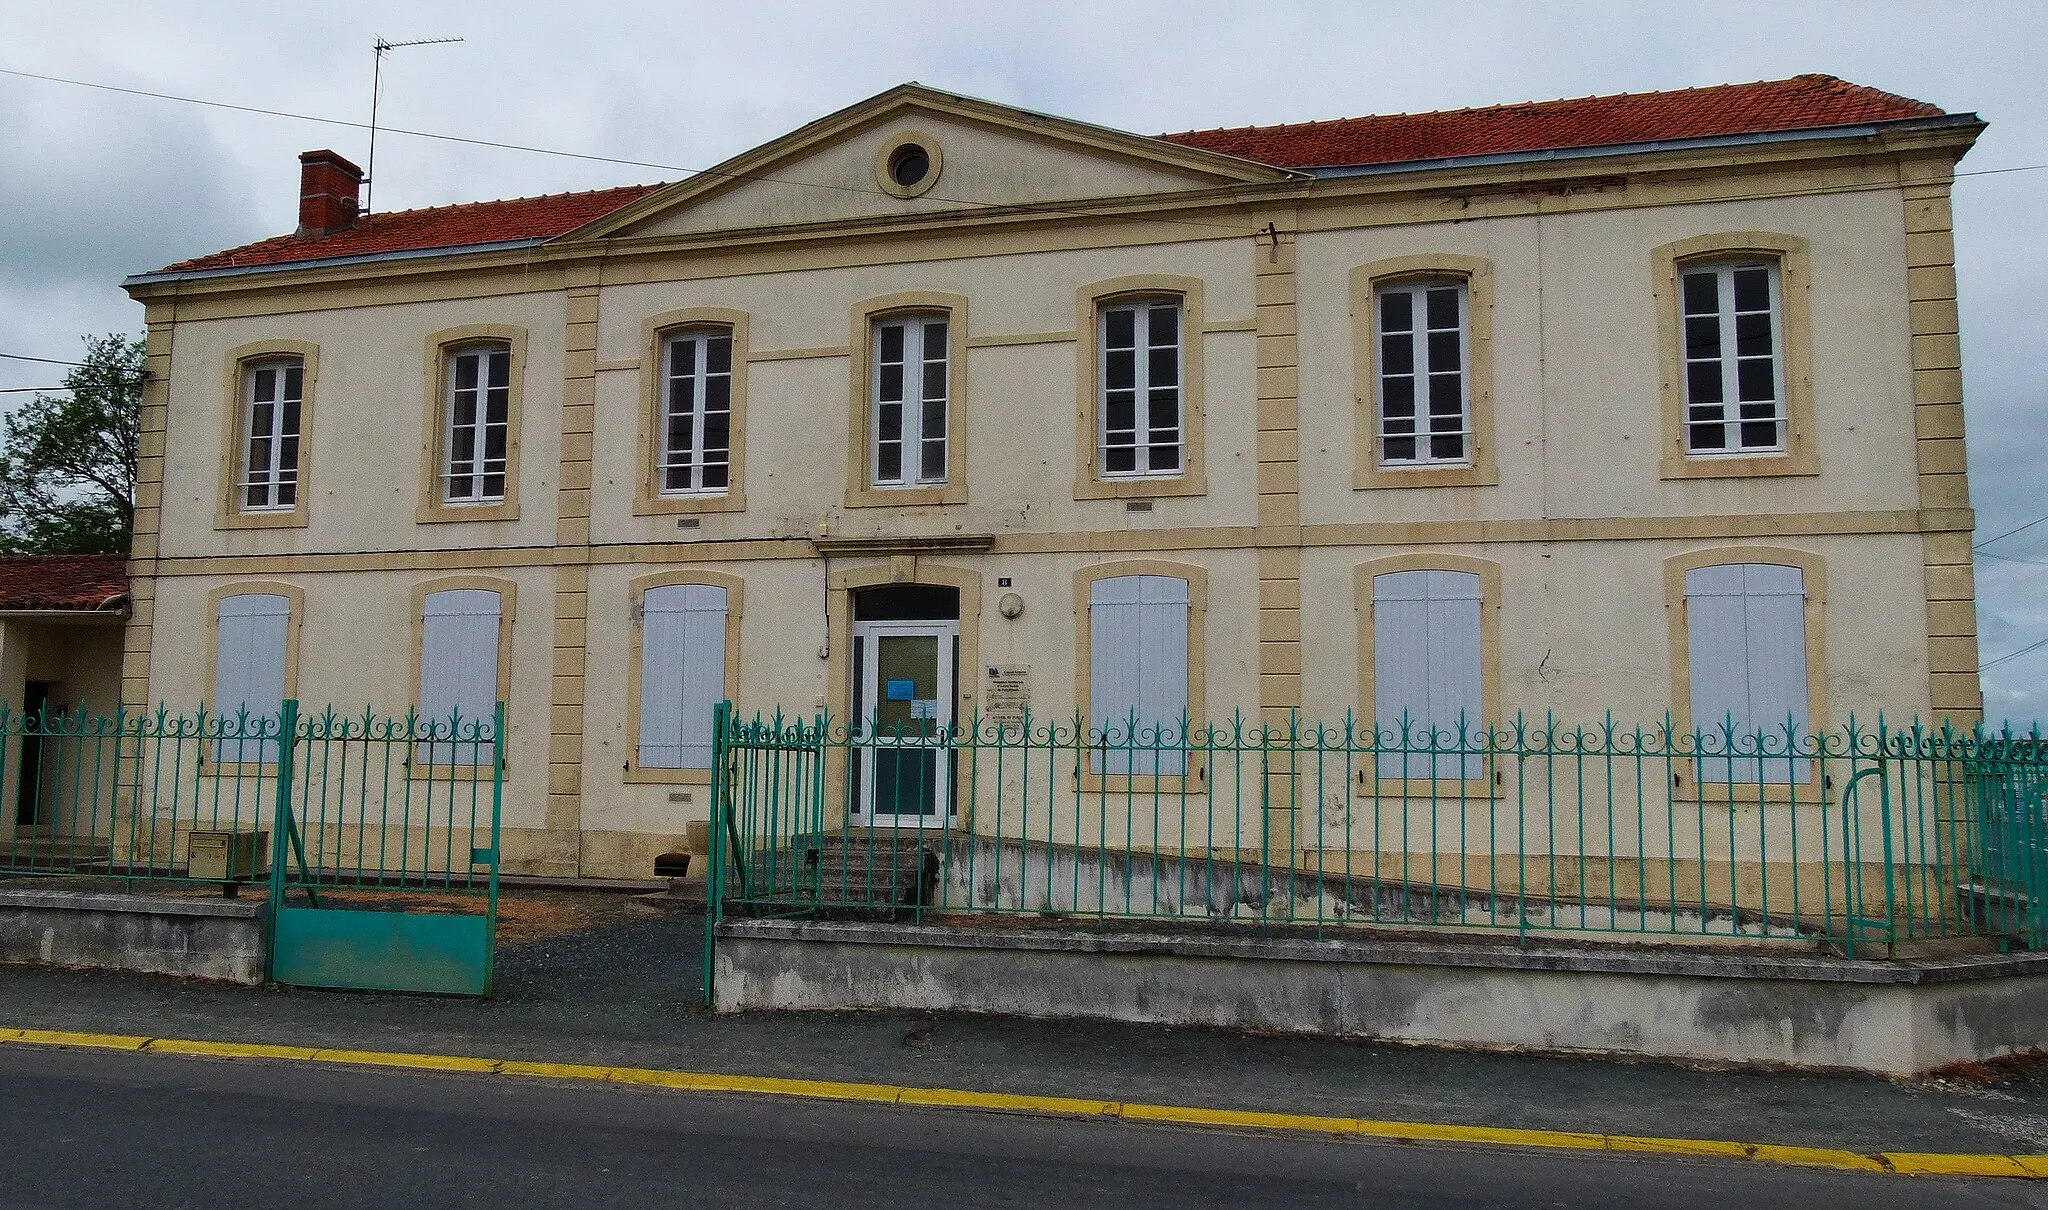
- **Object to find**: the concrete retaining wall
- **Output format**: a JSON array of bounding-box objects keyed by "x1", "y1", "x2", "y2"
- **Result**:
[
  {"x1": 0, "y1": 888, "x2": 266, "y2": 984},
  {"x1": 714, "y1": 919, "x2": 2048, "y2": 1076}
]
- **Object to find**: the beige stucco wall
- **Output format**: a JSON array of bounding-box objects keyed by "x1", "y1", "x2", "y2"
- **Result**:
[
  {"x1": 1294, "y1": 189, "x2": 1917, "y2": 526},
  {"x1": 1297, "y1": 532, "x2": 1933, "y2": 726},
  {"x1": 157, "y1": 290, "x2": 568, "y2": 555},
  {"x1": 588, "y1": 237, "x2": 1259, "y2": 544},
  {"x1": 145, "y1": 567, "x2": 556, "y2": 837}
]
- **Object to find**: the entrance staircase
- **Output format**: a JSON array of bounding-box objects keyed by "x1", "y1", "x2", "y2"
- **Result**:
[
  {"x1": 0, "y1": 827, "x2": 112, "y2": 873},
  {"x1": 746, "y1": 833, "x2": 939, "y2": 909}
]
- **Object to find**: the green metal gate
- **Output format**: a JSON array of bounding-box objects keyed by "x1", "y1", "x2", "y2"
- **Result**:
[
  {"x1": 1969, "y1": 753, "x2": 2048, "y2": 949},
  {"x1": 266, "y1": 700, "x2": 505, "y2": 996}
]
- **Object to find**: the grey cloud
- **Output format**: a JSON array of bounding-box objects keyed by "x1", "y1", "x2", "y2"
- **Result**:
[{"x1": 0, "y1": 81, "x2": 265, "y2": 287}]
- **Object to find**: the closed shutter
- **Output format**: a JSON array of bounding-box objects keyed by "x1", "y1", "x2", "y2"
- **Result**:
[
  {"x1": 421, "y1": 589, "x2": 501, "y2": 764},
  {"x1": 1373, "y1": 570, "x2": 1483, "y2": 779},
  {"x1": 214, "y1": 593, "x2": 290, "y2": 762},
  {"x1": 1089, "y1": 574, "x2": 1189, "y2": 776},
  {"x1": 1686, "y1": 563, "x2": 1809, "y2": 782},
  {"x1": 639, "y1": 583, "x2": 728, "y2": 769}
]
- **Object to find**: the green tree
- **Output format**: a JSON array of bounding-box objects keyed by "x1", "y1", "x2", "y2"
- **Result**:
[{"x1": 0, "y1": 333, "x2": 143, "y2": 555}]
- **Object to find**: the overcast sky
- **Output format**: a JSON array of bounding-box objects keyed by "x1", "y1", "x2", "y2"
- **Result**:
[{"x1": 1, "y1": 0, "x2": 2042, "y2": 725}]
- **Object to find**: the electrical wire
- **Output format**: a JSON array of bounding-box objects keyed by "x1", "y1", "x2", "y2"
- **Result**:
[
  {"x1": 1977, "y1": 512, "x2": 2048, "y2": 550},
  {"x1": 1983, "y1": 635, "x2": 2048, "y2": 671},
  {"x1": 1978, "y1": 549, "x2": 2048, "y2": 568},
  {"x1": 0, "y1": 352, "x2": 89, "y2": 368}
]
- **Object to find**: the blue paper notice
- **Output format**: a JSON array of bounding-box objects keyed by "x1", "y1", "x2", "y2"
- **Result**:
[{"x1": 886, "y1": 678, "x2": 916, "y2": 701}]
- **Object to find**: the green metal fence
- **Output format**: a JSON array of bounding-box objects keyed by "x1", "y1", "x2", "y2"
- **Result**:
[
  {"x1": 0, "y1": 700, "x2": 505, "y2": 994},
  {"x1": 0, "y1": 702, "x2": 501, "y2": 889},
  {"x1": 707, "y1": 705, "x2": 2048, "y2": 962}
]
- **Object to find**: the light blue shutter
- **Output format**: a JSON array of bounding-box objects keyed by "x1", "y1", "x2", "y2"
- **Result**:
[
  {"x1": 421, "y1": 589, "x2": 501, "y2": 764},
  {"x1": 639, "y1": 583, "x2": 727, "y2": 770},
  {"x1": 1373, "y1": 570, "x2": 1482, "y2": 779},
  {"x1": 1686, "y1": 564, "x2": 1808, "y2": 782},
  {"x1": 214, "y1": 593, "x2": 289, "y2": 762},
  {"x1": 1089, "y1": 575, "x2": 1189, "y2": 776}
]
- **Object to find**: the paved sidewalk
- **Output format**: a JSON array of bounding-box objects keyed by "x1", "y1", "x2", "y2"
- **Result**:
[{"x1": 4, "y1": 897, "x2": 2048, "y2": 1159}]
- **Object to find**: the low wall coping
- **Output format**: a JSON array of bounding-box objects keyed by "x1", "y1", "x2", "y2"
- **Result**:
[
  {"x1": 716, "y1": 918, "x2": 2048, "y2": 986},
  {"x1": 0, "y1": 887, "x2": 265, "y2": 921}
]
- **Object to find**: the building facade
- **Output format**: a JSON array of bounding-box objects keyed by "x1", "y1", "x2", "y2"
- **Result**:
[{"x1": 119, "y1": 77, "x2": 1985, "y2": 879}]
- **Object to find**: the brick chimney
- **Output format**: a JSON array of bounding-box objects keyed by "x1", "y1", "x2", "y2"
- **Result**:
[{"x1": 296, "y1": 150, "x2": 363, "y2": 237}]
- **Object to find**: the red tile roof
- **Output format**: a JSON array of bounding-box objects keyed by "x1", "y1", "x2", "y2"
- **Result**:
[
  {"x1": 145, "y1": 75, "x2": 1945, "y2": 276},
  {"x1": 0, "y1": 554, "x2": 129, "y2": 612},
  {"x1": 153, "y1": 182, "x2": 666, "y2": 274},
  {"x1": 1159, "y1": 74, "x2": 1943, "y2": 169}
]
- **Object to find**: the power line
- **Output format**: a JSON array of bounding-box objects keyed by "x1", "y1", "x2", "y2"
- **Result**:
[
  {"x1": 0, "y1": 65, "x2": 1257, "y2": 236},
  {"x1": 0, "y1": 385, "x2": 69, "y2": 393},
  {"x1": 1978, "y1": 549, "x2": 2048, "y2": 568},
  {"x1": 0, "y1": 352, "x2": 88, "y2": 368},
  {"x1": 1977, "y1": 512, "x2": 2048, "y2": 550},
  {"x1": 1984, "y1": 635, "x2": 2048, "y2": 672}
]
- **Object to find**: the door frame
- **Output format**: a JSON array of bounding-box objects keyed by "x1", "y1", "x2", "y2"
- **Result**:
[{"x1": 851, "y1": 618, "x2": 958, "y2": 826}]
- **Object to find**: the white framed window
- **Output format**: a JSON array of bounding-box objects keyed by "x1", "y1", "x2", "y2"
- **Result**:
[
  {"x1": 1088, "y1": 574, "x2": 1190, "y2": 775},
  {"x1": 1374, "y1": 280, "x2": 1469, "y2": 467},
  {"x1": 871, "y1": 314, "x2": 949, "y2": 488},
  {"x1": 660, "y1": 329, "x2": 732, "y2": 495},
  {"x1": 1372, "y1": 569, "x2": 1483, "y2": 779},
  {"x1": 1680, "y1": 261, "x2": 1785, "y2": 456},
  {"x1": 442, "y1": 344, "x2": 511, "y2": 504},
  {"x1": 419, "y1": 588, "x2": 502, "y2": 765},
  {"x1": 1099, "y1": 298, "x2": 1183, "y2": 477},
  {"x1": 1685, "y1": 563, "x2": 1809, "y2": 782},
  {"x1": 213, "y1": 592, "x2": 290, "y2": 763},
  {"x1": 239, "y1": 359, "x2": 303, "y2": 511},
  {"x1": 637, "y1": 583, "x2": 728, "y2": 770}
]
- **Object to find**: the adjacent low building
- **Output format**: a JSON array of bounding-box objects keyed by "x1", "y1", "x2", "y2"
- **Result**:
[{"x1": 115, "y1": 75, "x2": 1984, "y2": 879}]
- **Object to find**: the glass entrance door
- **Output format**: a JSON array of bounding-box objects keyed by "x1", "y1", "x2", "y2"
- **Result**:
[{"x1": 852, "y1": 620, "x2": 956, "y2": 824}]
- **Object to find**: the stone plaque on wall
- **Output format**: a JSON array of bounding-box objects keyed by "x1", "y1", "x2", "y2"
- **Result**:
[{"x1": 984, "y1": 664, "x2": 1031, "y2": 726}]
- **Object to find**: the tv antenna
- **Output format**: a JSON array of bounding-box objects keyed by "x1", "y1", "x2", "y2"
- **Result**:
[{"x1": 366, "y1": 35, "x2": 464, "y2": 215}]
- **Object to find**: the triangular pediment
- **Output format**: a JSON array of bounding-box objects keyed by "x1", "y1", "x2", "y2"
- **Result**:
[{"x1": 565, "y1": 85, "x2": 1300, "y2": 241}]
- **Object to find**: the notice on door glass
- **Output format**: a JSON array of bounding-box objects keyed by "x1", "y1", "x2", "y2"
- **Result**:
[
  {"x1": 886, "y1": 678, "x2": 916, "y2": 702},
  {"x1": 910, "y1": 699, "x2": 938, "y2": 720},
  {"x1": 985, "y1": 664, "x2": 1031, "y2": 726}
]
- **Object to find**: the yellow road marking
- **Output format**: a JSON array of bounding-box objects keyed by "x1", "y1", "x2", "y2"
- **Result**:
[{"x1": 0, "y1": 1026, "x2": 2036, "y2": 1179}]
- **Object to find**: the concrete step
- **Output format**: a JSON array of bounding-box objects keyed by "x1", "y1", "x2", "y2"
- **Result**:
[{"x1": 0, "y1": 835, "x2": 113, "y2": 870}]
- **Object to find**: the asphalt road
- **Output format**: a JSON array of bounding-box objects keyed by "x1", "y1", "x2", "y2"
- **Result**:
[
  {"x1": 12, "y1": 908, "x2": 2048, "y2": 1158},
  {"x1": 0, "y1": 1046, "x2": 2039, "y2": 1210}
]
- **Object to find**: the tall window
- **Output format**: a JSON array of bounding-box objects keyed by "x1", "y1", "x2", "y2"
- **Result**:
[
  {"x1": 442, "y1": 344, "x2": 511, "y2": 504},
  {"x1": 1099, "y1": 298, "x2": 1182, "y2": 477},
  {"x1": 1681, "y1": 261, "x2": 1784, "y2": 456},
  {"x1": 1088, "y1": 574, "x2": 1189, "y2": 775},
  {"x1": 871, "y1": 314, "x2": 948, "y2": 488},
  {"x1": 637, "y1": 583, "x2": 729, "y2": 770},
  {"x1": 660, "y1": 329, "x2": 732, "y2": 495},
  {"x1": 239, "y1": 359, "x2": 303, "y2": 511},
  {"x1": 1374, "y1": 280, "x2": 1468, "y2": 467},
  {"x1": 1685, "y1": 563, "x2": 1809, "y2": 781},
  {"x1": 419, "y1": 588, "x2": 502, "y2": 765},
  {"x1": 1372, "y1": 569, "x2": 1483, "y2": 779},
  {"x1": 213, "y1": 592, "x2": 290, "y2": 763}
]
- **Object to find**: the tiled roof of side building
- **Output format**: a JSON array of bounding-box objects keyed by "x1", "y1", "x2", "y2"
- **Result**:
[
  {"x1": 0, "y1": 554, "x2": 130, "y2": 612},
  {"x1": 1157, "y1": 74, "x2": 1944, "y2": 169},
  {"x1": 143, "y1": 75, "x2": 1947, "y2": 276},
  {"x1": 152, "y1": 182, "x2": 667, "y2": 274}
]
